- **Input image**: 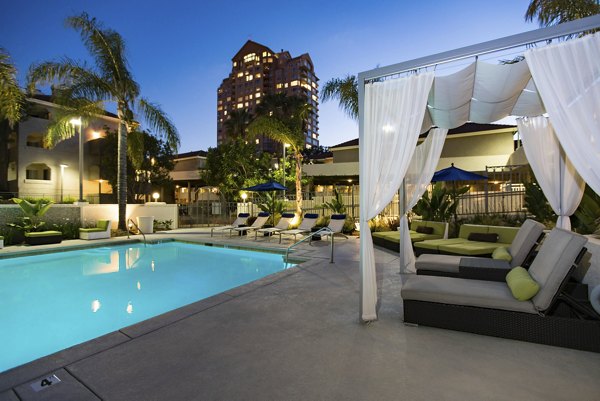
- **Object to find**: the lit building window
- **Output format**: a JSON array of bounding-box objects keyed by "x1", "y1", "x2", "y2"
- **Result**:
[
  {"x1": 237, "y1": 103, "x2": 243, "y2": 109},
  {"x1": 249, "y1": 94, "x2": 253, "y2": 99},
  {"x1": 312, "y1": 94, "x2": 318, "y2": 101},
  {"x1": 233, "y1": 61, "x2": 237, "y2": 67},
  {"x1": 243, "y1": 53, "x2": 257, "y2": 63},
  {"x1": 305, "y1": 144, "x2": 312, "y2": 149},
  {"x1": 290, "y1": 80, "x2": 299, "y2": 86},
  {"x1": 312, "y1": 133, "x2": 318, "y2": 139},
  {"x1": 284, "y1": 83, "x2": 289, "y2": 88},
  {"x1": 224, "y1": 111, "x2": 227, "y2": 115},
  {"x1": 255, "y1": 93, "x2": 261, "y2": 98},
  {"x1": 276, "y1": 83, "x2": 283, "y2": 89},
  {"x1": 255, "y1": 139, "x2": 260, "y2": 144},
  {"x1": 237, "y1": 72, "x2": 243, "y2": 78},
  {"x1": 217, "y1": 106, "x2": 223, "y2": 111},
  {"x1": 245, "y1": 102, "x2": 249, "y2": 107},
  {"x1": 255, "y1": 73, "x2": 261, "y2": 78},
  {"x1": 245, "y1": 75, "x2": 253, "y2": 81}
]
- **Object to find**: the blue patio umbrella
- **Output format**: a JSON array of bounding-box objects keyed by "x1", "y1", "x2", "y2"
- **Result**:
[
  {"x1": 243, "y1": 181, "x2": 287, "y2": 191},
  {"x1": 431, "y1": 163, "x2": 487, "y2": 182}
]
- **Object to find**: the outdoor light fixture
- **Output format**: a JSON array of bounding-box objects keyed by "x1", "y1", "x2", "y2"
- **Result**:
[
  {"x1": 152, "y1": 192, "x2": 160, "y2": 202},
  {"x1": 91, "y1": 130, "x2": 101, "y2": 139},
  {"x1": 241, "y1": 192, "x2": 248, "y2": 202}
]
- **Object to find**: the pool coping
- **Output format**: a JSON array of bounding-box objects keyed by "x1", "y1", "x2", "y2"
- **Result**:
[{"x1": 0, "y1": 238, "x2": 318, "y2": 392}]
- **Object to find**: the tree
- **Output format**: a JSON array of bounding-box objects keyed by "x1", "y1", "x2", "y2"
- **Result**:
[
  {"x1": 223, "y1": 109, "x2": 250, "y2": 140},
  {"x1": 27, "y1": 12, "x2": 179, "y2": 230},
  {"x1": 525, "y1": 0, "x2": 600, "y2": 27},
  {"x1": 247, "y1": 93, "x2": 310, "y2": 215},
  {"x1": 0, "y1": 48, "x2": 25, "y2": 127},
  {"x1": 321, "y1": 74, "x2": 358, "y2": 120},
  {"x1": 100, "y1": 129, "x2": 174, "y2": 203},
  {"x1": 203, "y1": 138, "x2": 272, "y2": 201}
]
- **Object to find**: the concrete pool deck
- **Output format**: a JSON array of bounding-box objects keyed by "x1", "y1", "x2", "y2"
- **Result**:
[{"x1": 0, "y1": 228, "x2": 599, "y2": 400}]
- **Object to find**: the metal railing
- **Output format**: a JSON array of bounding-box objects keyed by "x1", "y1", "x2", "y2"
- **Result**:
[
  {"x1": 126, "y1": 218, "x2": 147, "y2": 247},
  {"x1": 285, "y1": 227, "x2": 335, "y2": 266}
]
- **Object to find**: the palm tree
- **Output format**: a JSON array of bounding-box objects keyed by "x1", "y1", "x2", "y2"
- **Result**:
[
  {"x1": 525, "y1": 0, "x2": 600, "y2": 26},
  {"x1": 223, "y1": 109, "x2": 250, "y2": 140},
  {"x1": 247, "y1": 93, "x2": 310, "y2": 215},
  {"x1": 27, "y1": 12, "x2": 179, "y2": 230},
  {"x1": 321, "y1": 74, "x2": 358, "y2": 120},
  {"x1": 0, "y1": 48, "x2": 25, "y2": 127}
]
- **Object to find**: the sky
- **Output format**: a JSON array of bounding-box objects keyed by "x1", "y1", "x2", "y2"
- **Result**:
[{"x1": 1, "y1": 0, "x2": 538, "y2": 153}]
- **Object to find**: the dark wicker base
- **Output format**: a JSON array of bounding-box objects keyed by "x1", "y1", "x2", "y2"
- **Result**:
[
  {"x1": 403, "y1": 300, "x2": 600, "y2": 353},
  {"x1": 25, "y1": 234, "x2": 63, "y2": 245},
  {"x1": 372, "y1": 235, "x2": 399, "y2": 252},
  {"x1": 414, "y1": 247, "x2": 438, "y2": 256}
]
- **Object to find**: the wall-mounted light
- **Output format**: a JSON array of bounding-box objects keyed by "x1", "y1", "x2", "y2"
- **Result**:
[{"x1": 152, "y1": 192, "x2": 160, "y2": 202}]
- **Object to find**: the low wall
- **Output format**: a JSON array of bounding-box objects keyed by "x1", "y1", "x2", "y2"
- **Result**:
[
  {"x1": 0, "y1": 204, "x2": 80, "y2": 225},
  {"x1": 80, "y1": 204, "x2": 178, "y2": 230}
]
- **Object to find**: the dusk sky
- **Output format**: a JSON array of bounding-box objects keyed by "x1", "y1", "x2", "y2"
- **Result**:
[{"x1": 1, "y1": 0, "x2": 536, "y2": 153}]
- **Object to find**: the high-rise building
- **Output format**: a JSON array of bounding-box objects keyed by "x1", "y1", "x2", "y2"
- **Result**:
[{"x1": 217, "y1": 40, "x2": 319, "y2": 153}]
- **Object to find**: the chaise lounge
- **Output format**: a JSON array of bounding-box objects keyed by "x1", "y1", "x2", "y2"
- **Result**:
[
  {"x1": 24, "y1": 231, "x2": 63, "y2": 245},
  {"x1": 233, "y1": 212, "x2": 270, "y2": 236},
  {"x1": 276, "y1": 213, "x2": 319, "y2": 243},
  {"x1": 79, "y1": 219, "x2": 112, "y2": 240},
  {"x1": 255, "y1": 213, "x2": 295, "y2": 240},
  {"x1": 402, "y1": 228, "x2": 600, "y2": 352},
  {"x1": 211, "y1": 213, "x2": 250, "y2": 237},
  {"x1": 415, "y1": 219, "x2": 545, "y2": 280}
]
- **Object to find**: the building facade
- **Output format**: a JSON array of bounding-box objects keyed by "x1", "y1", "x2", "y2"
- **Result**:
[
  {"x1": 217, "y1": 40, "x2": 319, "y2": 153},
  {"x1": 0, "y1": 95, "x2": 119, "y2": 203}
]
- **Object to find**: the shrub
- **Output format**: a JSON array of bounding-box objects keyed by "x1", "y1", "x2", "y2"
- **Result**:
[
  {"x1": 369, "y1": 216, "x2": 400, "y2": 232},
  {"x1": 51, "y1": 219, "x2": 81, "y2": 240},
  {"x1": 153, "y1": 219, "x2": 173, "y2": 231}
]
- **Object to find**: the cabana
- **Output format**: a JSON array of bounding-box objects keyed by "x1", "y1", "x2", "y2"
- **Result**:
[{"x1": 357, "y1": 15, "x2": 600, "y2": 321}]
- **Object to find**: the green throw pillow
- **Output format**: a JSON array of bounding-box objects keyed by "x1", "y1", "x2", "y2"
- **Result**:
[
  {"x1": 506, "y1": 267, "x2": 540, "y2": 301},
  {"x1": 492, "y1": 246, "x2": 512, "y2": 262}
]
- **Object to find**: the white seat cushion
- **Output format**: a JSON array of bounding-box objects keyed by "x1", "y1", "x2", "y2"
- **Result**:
[
  {"x1": 415, "y1": 254, "x2": 462, "y2": 273},
  {"x1": 402, "y1": 275, "x2": 538, "y2": 314}
]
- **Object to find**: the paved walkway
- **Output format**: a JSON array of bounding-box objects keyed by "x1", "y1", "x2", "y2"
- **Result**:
[{"x1": 1, "y1": 229, "x2": 599, "y2": 400}]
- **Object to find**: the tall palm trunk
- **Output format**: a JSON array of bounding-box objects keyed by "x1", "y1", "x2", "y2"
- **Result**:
[
  {"x1": 294, "y1": 151, "x2": 303, "y2": 216},
  {"x1": 117, "y1": 107, "x2": 127, "y2": 230}
]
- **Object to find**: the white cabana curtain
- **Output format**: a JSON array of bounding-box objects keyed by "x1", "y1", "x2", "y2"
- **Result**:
[
  {"x1": 399, "y1": 128, "x2": 447, "y2": 273},
  {"x1": 517, "y1": 116, "x2": 584, "y2": 230},
  {"x1": 525, "y1": 32, "x2": 600, "y2": 195},
  {"x1": 360, "y1": 73, "x2": 434, "y2": 321}
]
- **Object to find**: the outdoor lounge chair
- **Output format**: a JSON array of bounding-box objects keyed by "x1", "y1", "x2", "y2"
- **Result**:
[
  {"x1": 233, "y1": 212, "x2": 270, "y2": 236},
  {"x1": 313, "y1": 214, "x2": 348, "y2": 242},
  {"x1": 255, "y1": 213, "x2": 296, "y2": 240},
  {"x1": 402, "y1": 228, "x2": 600, "y2": 352},
  {"x1": 210, "y1": 213, "x2": 250, "y2": 237},
  {"x1": 276, "y1": 213, "x2": 319, "y2": 243},
  {"x1": 79, "y1": 219, "x2": 112, "y2": 240},
  {"x1": 415, "y1": 219, "x2": 545, "y2": 280}
]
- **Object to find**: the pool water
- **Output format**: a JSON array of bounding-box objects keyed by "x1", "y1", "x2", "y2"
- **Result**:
[{"x1": 0, "y1": 241, "x2": 289, "y2": 373}]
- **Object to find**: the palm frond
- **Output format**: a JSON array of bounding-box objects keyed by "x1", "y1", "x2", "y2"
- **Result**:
[
  {"x1": 137, "y1": 97, "x2": 179, "y2": 152},
  {"x1": 247, "y1": 115, "x2": 295, "y2": 145},
  {"x1": 525, "y1": 0, "x2": 600, "y2": 27},
  {"x1": 42, "y1": 98, "x2": 104, "y2": 147},
  {"x1": 26, "y1": 58, "x2": 88, "y2": 94},
  {"x1": 321, "y1": 75, "x2": 358, "y2": 120},
  {"x1": 0, "y1": 48, "x2": 25, "y2": 127},
  {"x1": 65, "y1": 12, "x2": 139, "y2": 97}
]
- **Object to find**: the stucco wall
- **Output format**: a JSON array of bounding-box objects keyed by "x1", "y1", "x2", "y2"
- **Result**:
[
  {"x1": 80, "y1": 204, "x2": 179, "y2": 230},
  {"x1": 0, "y1": 204, "x2": 81, "y2": 225}
]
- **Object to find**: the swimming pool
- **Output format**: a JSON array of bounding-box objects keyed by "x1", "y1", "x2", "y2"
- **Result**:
[{"x1": 0, "y1": 241, "x2": 290, "y2": 373}]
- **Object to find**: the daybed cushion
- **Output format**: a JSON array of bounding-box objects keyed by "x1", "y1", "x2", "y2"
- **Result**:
[
  {"x1": 25, "y1": 231, "x2": 62, "y2": 237},
  {"x1": 528, "y1": 228, "x2": 588, "y2": 312},
  {"x1": 506, "y1": 267, "x2": 540, "y2": 301},
  {"x1": 492, "y1": 246, "x2": 513, "y2": 262},
  {"x1": 80, "y1": 228, "x2": 106, "y2": 233},
  {"x1": 414, "y1": 238, "x2": 467, "y2": 251},
  {"x1": 438, "y1": 241, "x2": 508, "y2": 255},
  {"x1": 96, "y1": 220, "x2": 110, "y2": 230},
  {"x1": 401, "y1": 275, "x2": 538, "y2": 314}
]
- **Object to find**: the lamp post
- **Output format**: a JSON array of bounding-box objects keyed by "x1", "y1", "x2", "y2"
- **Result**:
[
  {"x1": 69, "y1": 117, "x2": 84, "y2": 202},
  {"x1": 98, "y1": 179, "x2": 103, "y2": 204},
  {"x1": 59, "y1": 164, "x2": 68, "y2": 202},
  {"x1": 152, "y1": 192, "x2": 160, "y2": 203}
]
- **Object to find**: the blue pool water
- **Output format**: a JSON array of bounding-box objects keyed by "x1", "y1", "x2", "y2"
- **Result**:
[{"x1": 0, "y1": 241, "x2": 289, "y2": 373}]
